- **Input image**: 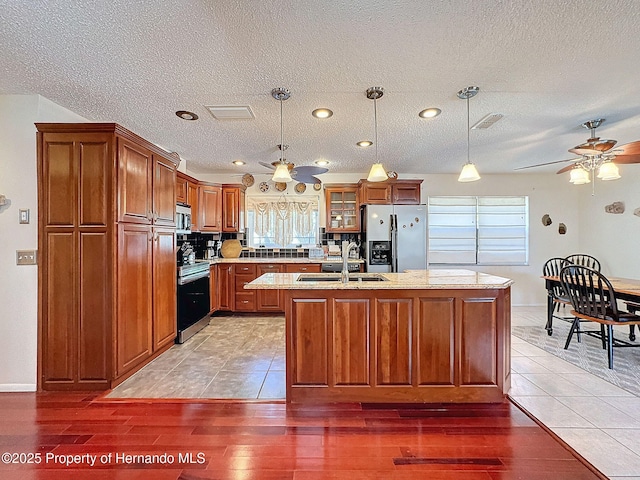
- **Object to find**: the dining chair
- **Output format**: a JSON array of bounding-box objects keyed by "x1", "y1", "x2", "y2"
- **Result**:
[
  {"x1": 565, "y1": 254, "x2": 601, "y2": 272},
  {"x1": 560, "y1": 265, "x2": 640, "y2": 369},
  {"x1": 543, "y1": 257, "x2": 576, "y2": 337}
]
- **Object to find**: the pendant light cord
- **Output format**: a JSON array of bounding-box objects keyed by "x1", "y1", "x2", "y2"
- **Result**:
[
  {"x1": 466, "y1": 96, "x2": 470, "y2": 165},
  {"x1": 374, "y1": 97, "x2": 379, "y2": 163},
  {"x1": 280, "y1": 97, "x2": 284, "y2": 163}
]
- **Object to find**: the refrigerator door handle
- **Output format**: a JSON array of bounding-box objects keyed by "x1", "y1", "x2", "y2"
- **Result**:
[{"x1": 391, "y1": 214, "x2": 398, "y2": 273}]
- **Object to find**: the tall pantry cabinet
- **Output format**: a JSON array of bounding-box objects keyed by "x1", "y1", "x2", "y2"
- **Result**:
[{"x1": 37, "y1": 123, "x2": 179, "y2": 391}]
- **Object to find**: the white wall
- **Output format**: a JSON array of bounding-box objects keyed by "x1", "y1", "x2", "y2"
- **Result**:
[{"x1": 0, "y1": 95, "x2": 86, "y2": 391}]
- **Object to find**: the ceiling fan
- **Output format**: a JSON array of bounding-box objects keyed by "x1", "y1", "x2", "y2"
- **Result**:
[
  {"x1": 515, "y1": 118, "x2": 640, "y2": 176},
  {"x1": 259, "y1": 145, "x2": 329, "y2": 184}
]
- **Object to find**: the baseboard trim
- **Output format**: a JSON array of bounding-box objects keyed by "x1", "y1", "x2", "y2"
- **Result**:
[{"x1": 0, "y1": 384, "x2": 37, "y2": 392}]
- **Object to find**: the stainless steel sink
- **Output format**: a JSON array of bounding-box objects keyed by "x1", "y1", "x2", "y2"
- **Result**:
[{"x1": 297, "y1": 273, "x2": 389, "y2": 282}]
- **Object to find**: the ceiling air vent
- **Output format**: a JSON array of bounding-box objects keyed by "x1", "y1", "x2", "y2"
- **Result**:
[
  {"x1": 205, "y1": 105, "x2": 255, "y2": 120},
  {"x1": 471, "y1": 113, "x2": 504, "y2": 129}
]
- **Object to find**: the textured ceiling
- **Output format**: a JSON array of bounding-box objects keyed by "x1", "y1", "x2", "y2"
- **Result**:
[{"x1": 2, "y1": 0, "x2": 640, "y2": 177}]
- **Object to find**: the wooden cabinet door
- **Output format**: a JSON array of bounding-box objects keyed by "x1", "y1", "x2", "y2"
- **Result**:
[
  {"x1": 392, "y1": 182, "x2": 421, "y2": 204},
  {"x1": 199, "y1": 184, "x2": 222, "y2": 232},
  {"x1": 116, "y1": 223, "x2": 153, "y2": 376},
  {"x1": 222, "y1": 187, "x2": 240, "y2": 232},
  {"x1": 324, "y1": 185, "x2": 360, "y2": 232},
  {"x1": 209, "y1": 265, "x2": 219, "y2": 312},
  {"x1": 118, "y1": 137, "x2": 152, "y2": 224},
  {"x1": 152, "y1": 227, "x2": 177, "y2": 351},
  {"x1": 187, "y1": 182, "x2": 199, "y2": 231},
  {"x1": 257, "y1": 263, "x2": 284, "y2": 311},
  {"x1": 360, "y1": 182, "x2": 391, "y2": 204},
  {"x1": 176, "y1": 173, "x2": 188, "y2": 204},
  {"x1": 217, "y1": 264, "x2": 234, "y2": 310},
  {"x1": 152, "y1": 155, "x2": 176, "y2": 226}
]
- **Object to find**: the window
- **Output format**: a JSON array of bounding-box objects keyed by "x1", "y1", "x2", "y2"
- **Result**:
[
  {"x1": 246, "y1": 195, "x2": 319, "y2": 248},
  {"x1": 428, "y1": 196, "x2": 528, "y2": 265}
]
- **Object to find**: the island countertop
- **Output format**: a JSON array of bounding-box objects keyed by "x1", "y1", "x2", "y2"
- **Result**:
[{"x1": 244, "y1": 268, "x2": 513, "y2": 290}]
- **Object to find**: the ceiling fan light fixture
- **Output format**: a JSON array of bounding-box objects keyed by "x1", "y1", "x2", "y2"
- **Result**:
[
  {"x1": 457, "y1": 86, "x2": 481, "y2": 183},
  {"x1": 597, "y1": 161, "x2": 620, "y2": 180},
  {"x1": 272, "y1": 162, "x2": 293, "y2": 182},
  {"x1": 569, "y1": 167, "x2": 590, "y2": 184},
  {"x1": 458, "y1": 163, "x2": 481, "y2": 182}
]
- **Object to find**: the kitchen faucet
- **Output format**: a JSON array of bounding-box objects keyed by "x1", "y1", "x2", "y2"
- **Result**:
[{"x1": 341, "y1": 240, "x2": 359, "y2": 283}]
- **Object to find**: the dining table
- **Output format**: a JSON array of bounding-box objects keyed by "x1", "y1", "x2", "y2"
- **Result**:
[{"x1": 543, "y1": 274, "x2": 640, "y2": 340}]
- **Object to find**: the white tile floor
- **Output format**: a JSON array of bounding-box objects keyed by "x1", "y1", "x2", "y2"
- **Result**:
[{"x1": 511, "y1": 306, "x2": 640, "y2": 479}]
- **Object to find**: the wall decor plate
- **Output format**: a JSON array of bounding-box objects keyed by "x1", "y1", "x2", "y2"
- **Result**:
[
  {"x1": 387, "y1": 170, "x2": 398, "y2": 179},
  {"x1": 259, "y1": 181, "x2": 269, "y2": 192},
  {"x1": 274, "y1": 182, "x2": 287, "y2": 192},
  {"x1": 242, "y1": 173, "x2": 255, "y2": 187},
  {"x1": 295, "y1": 182, "x2": 306, "y2": 193},
  {"x1": 313, "y1": 182, "x2": 322, "y2": 191}
]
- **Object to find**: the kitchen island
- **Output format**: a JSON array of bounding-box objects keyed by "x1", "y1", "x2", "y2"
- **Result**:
[{"x1": 246, "y1": 269, "x2": 513, "y2": 404}]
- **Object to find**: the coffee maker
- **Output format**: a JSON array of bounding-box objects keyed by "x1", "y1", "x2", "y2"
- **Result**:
[{"x1": 205, "y1": 240, "x2": 216, "y2": 260}]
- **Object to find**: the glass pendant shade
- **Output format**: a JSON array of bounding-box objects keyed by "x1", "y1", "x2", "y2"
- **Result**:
[
  {"x1": 272, "y1": 162, "x2": 293, "y2": 182},
  {"x1": 458, "y1": 163, "x2": 481, "y2": 182},
  {"x1": 367, "y1": 163, "x2": 388, "y2": 182},
  {"x1": 569, "y1": 167, "x2": 590, "y2": 184},
  {"x1": 597, "y1": 161, "x2": 620, "y2": 181}
]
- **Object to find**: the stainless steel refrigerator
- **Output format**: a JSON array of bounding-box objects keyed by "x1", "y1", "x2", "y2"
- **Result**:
[{"x1": 361, "y1": 205, "x2": 427, "y2": 273}]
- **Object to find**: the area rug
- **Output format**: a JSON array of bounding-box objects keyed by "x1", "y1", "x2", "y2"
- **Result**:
[{"x1": 512, "y1": 322, "x2": 640, "y2": 397}]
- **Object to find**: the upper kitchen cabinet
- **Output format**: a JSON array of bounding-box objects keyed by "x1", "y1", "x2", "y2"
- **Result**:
[
  {"x1": 36, "y1": 123, "x2": 180, "y2": 391},
  {"x1": 222, "y1": 184, "x2": 246, "y2": 233},
  {"x1": 358, "y1": 179, "x2": 422, "y2": 205},
  {"x1": 324, "y1": 184, "x2": 360, "y2": 232},
  {"x1": 198, "y1": 183, "x2": 222, "y2": 232},
  {"x1": 117, "y1": 137, "x2": 177, "y2": 225},
  {"x1": 176, "y1": 172, "x2": 189, "y2": 204},
  {"x1": 176, "y1": 172, "x2": 200, "y2": 230}
]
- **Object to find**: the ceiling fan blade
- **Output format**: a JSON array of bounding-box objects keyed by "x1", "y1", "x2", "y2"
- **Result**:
[
  {"x1": 513, "y1": 158, "x2": 577, "y2": 171},
  {"x1": 291, "y1": 166, "x2": 329, "y2": 176},
  {"x1": 556, "y1": 164, "x2": 578, "y2": 174},
  {"x1": 291, "y1": 172, "x2": 322, "y2": 184},
  {"x1": 614, "y1": 140, "x2": 640, "y2": 156},
  {"x1": 259, "y1": 161, "x2": 276, "y2": 170}
]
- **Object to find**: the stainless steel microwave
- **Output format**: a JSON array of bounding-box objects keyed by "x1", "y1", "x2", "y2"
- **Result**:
[{"x1": 176, "y1": 204, "x2": 192, "y2": 234}]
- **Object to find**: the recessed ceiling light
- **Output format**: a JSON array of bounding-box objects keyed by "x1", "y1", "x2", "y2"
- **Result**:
[
  {"x1": 312, "y1": 108, "x2": 333, "y2": 119},
  {"x1": 232, "y1": 160, "x2": 245, "y2": 166},
  {"x1": 418, "y1": 107, "x2": 441, "y2": 118},
  {"x1": 315, "y1": 159, "x2": 330, "y2": 166},
  {"x1": 357, "y1": 140, "x2": 373, "y2": 147},
  {"x1": 176, "y1": 110, "x2": 198, "y2": 121}
]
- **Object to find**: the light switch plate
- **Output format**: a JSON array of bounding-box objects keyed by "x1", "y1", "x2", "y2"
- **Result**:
[
  {"x1": 16, "y1": 250, "x2": 37, "y2": 265},
  {"x1": 19, "y1": 209, "x2": 30, "y2": 224}
]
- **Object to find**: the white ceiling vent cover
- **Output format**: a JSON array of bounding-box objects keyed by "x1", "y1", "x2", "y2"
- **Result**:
[
  {"x1": 205, "y1": 105, "x2": 255, "y2": 120},
  {"x1": 471, "y1": 113, "x2": 504, "y2": 129}
]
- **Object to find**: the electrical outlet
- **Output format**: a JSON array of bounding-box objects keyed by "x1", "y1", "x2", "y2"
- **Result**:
[{"x1": 16, "y1": 250, "x2": 37, "y2": 265}]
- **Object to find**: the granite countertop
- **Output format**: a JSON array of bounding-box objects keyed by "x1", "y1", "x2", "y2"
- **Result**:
[
  {"x1": 207, "y1": 257, "x2": 364, "y2": 264},
  {"x1": 244, "y1": 269, "x2": 513, "y2": 290}
]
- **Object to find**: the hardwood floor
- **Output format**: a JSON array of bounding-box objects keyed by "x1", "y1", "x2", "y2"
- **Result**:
[{"x1": 0, "y1": 392, "x2": 605, "y2": 479}]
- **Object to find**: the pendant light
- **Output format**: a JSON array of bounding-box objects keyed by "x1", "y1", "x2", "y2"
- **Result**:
[
  {"x1": 271, "y1": 87, "x2": 293, "y2": 183},
  {"x1": 366, "y1": 86, "x2": 388, "y2": 182},
  {"x1": 457, "y1": 86, "x2": 481, "y2": 182}
]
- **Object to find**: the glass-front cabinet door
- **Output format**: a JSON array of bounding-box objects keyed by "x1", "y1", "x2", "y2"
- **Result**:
[{"x1": 324, "y1": 185, "x2": 360, "y2": 232}]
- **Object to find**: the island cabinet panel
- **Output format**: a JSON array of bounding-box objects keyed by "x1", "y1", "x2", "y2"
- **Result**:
[
  {"x1": 416, "y1": 297, "x2": 455, "y2": 386},
  {"x1": 290, "y1": 299, "x2": 328, "y2": 385},
  {"x1": 460, "y1": 297, "x2": 498, "y2": 386},
  {"x1": 374, "y1": 299, "x2": 412, "y2": 385},
  {"x1": 332, "y1": 299, "x2": 370, "y2": 386}
]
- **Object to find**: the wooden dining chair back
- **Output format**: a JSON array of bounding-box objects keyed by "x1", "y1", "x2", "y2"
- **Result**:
[
  {"x1": 560, "y1": 265, "x2": 640, "y2": 369},
  {"x1": 565, "y1": 254, "x2": 601, "y2": 272}
]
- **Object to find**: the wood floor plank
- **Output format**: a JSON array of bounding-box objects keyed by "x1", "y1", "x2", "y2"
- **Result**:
[{"x1": 0, "y1": 393, "x2": 605, "y2": 479}]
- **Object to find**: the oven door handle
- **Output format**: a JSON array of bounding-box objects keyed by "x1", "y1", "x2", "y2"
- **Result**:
[{"x1": 177, "y1": 270, "x2": 210, "y2": 285}]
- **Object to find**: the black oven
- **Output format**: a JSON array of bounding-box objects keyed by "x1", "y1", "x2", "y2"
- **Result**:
[{"x1": 176, "y1": 262, "x2": 210, "y2": 343}]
